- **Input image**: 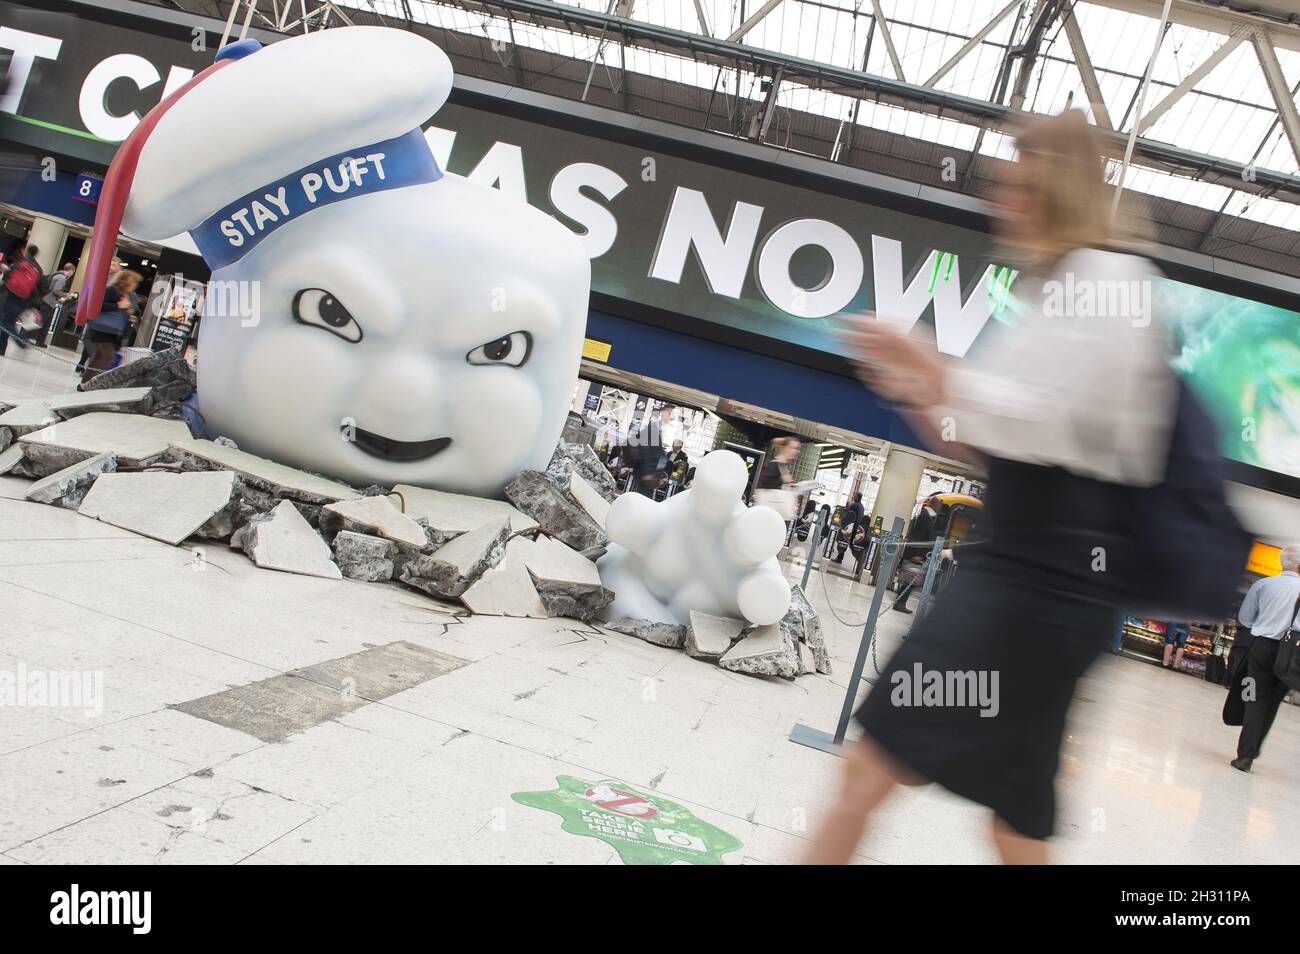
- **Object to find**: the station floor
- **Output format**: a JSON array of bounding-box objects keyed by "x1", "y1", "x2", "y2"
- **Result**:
[{"x1": 1, "y1": 345, "x2": 1297, "y2": 865}]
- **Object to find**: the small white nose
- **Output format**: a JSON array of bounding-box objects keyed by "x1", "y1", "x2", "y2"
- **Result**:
[{"x1": 351, "y1": 351, "x2": 443, "y2": 433}]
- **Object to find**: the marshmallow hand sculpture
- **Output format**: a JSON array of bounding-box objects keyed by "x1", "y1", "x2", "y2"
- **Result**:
[
  {"x1": 107, "y1": 28, "x2": 588, "y2": 497},
  {"x1": 599, "y1": 451, "x2": 793, "y2": 626}
]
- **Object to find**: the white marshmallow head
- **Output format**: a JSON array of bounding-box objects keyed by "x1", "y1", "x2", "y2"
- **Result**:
[
  {"x1": 198, "y1": 178, "x2": 588, "y2": 495},
  {"x1": 117, "y1": 27, "x2": 590, "y2": 496}
]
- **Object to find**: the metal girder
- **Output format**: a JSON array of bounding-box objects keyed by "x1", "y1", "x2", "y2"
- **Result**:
[
  {"x1": 869, "y1": 0, "x2": 906, "y2": 81},
  {"x1": 1062, "y1": 1, "x2": 1114, "y2": 129},
  {"x1": 1009, "y1": 0, "x2": 1065, "y2": 112},
  {"x1": 1086, "y1": 0, "x2": 1300, "y2": 53},
  {"x1": 692, "y1": 0, "x2": 712, "y2": 36},
  {"x1": 1251, "y1": 28, "x2": 1300, "y2": 173},
  {"x1": 1136, "y1": 30, "x2": 1244, "y2": 134},
  {"x1": 924, "y1": 0, "x2": 1023, "y2": 88},
  {"x1": 1113, "y1": 0, "x2": 1174, "y2": 212},
  {"x1": 728, "y1": 0, "x2": 786, "y2": 43}
]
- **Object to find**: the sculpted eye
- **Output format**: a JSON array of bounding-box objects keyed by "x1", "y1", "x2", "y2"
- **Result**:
[
  {"x1": 466, "y1": 331, "x2": 531, "y2": 367},
  {"x1": 293, "y1": 289, "x2": 362, "y2": 342}
]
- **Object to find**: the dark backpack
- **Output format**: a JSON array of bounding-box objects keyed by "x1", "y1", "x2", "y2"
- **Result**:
[
  {"x1": 1113, "y1": 379, "x2": 1252, "y2": 620},
  {"x1": 4, "y1": 258, "x2": 40, "y2": 300}
]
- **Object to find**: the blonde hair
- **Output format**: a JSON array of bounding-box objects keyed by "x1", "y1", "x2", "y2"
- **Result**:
[
  {"x1": 1006, "y1": 110, "x2": 1133, "y2": 273},
  {"x1": 110, "y1": 268, "x2": 142, "y2": 292}
]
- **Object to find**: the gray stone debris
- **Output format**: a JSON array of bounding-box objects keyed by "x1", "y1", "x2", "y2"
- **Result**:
[
  {"x1": 398, "y1": 517, "x2": 509, "y2": 599},
  {"x1": 458, "y1": 537, "x2": 548, "y2": 617},
  {"x1": 24, "y1": 451, "x2": 116, "y2": 509},
  {"x1": 78, "y1": 470, "x2": 238, "y2": 545},
  {"x1": 544, "y1": 446, "x2": 575, "y2": 490},
  {"x1": 685, "y1": 611, "x2": 746, "y2": 661},
  {"x1": 392, "y1": 483, "x2": 536, "y2": 547},
  {"x1": 79, "y1": 345, "x2": 196, "y2": 410},
  {"x1": 0, "y1": 401, "x2": 57, "y2": 437},
  {"x1": 788, "y1": 584, "x2": 831, "y2": 675},
  {"x1": 0, "y1": 445, "x2": 24, "y2": 476},
  {"x1": 553, "y1": 441, "x2": 617, "y2": 502},
  {"x1": 47, "y1": 388, "x2": 152, "y2": 420},
  {"x1": 332, "y1": 530, "x2": 398, "y2": 582},
  {"x1": 523, "y1": 534, "x2": 614, "y2": 622},
  {"x1": 320, "y1": 495, "x2": 429, "y2": 551},
  {"x1": 21, "y1": 413, "x2": 190, "y2": 475},
  {"x1": 504, "y1": 470, "x2": 607, "y2": 551},
  {"x1": 213, "y1": 436, "x2": 238, "y2": 449},
  {"x1": 568, "y1": 472, "x2": 611, "y2": 530},
  {"x1": 605, "y1": 617, "x2": 689, "y2": 650},
  {"x1": 240, "y1": 500, "x2": 342, "y2": 580},
  {"x1": 718, "y1": 622, "x2": 799, "y2": 679},
  {"x1": 168, "y1": 438, "x2": 359, "y2": 506}
]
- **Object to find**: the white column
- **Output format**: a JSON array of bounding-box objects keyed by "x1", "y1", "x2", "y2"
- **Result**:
[
  {"x1": 26, "y1": 217, "x2": 68, "y2": 273},
  {"x1": 869, "y1": 447, "x2": 926, "y2": 533}
]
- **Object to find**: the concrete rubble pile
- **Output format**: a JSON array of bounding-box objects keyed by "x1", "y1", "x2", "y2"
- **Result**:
[
  {"x1": 606, "y1": 583, "x2": 829, "y2": 680},
  {"x1": 3, "y1": 389, "x2": 827, "y2": 679},
  {"x1": 2, "y1": 391, "x2": 623, "y2": 626}
]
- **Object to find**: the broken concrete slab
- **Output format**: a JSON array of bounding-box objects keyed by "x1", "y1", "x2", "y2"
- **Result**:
[
  {"x1": 459, "y1": 536, "x2": 548, "y2": 618},
  {"x1": 80, "y1": 345, "x2": 196, "y2": 409},
  {"x1": 0, "y1": 401, "x2": 57, "y2": 436},
  {"x1": 719, "y1": 623, "x2": 799, "y2": 679},
  {"x1": 0, "y1": 444, "x2": 24, "y2": 476},
  {"x1": 606, "y1": 617, "x2": 689, "y2": 650},
  {"x1": 398, "y1": 516, "x2": 509, "y2": 599},
  {"x1": 554, "y1": 441, "x2": 617, "y2": 502},
  {"x1": 523, "y1": 534, "x2": 614, "y2": 622},
  {"x1": 392, "y1": 483, "x2": 536, "y2": 544},
  {"x1": 46, "y1": 388, "x2": 152, "y2": 419},
  {"x1": 21, "y1": 412, "x2": 190, "y2": 474},
  {"x1": 78, "y1": 470, "x2": 237, "y2": 545},
  {"x1": 332, "y1": 530, "x2": 397, "y2": 582},
  {"x1": 798, "y1": 641, "x2": 816, "y2": 676},
  {"x1": 320, "y1": 494, "x2": 428, "y2": 551},
  {"x1": 568, "y1": 472, "x2": 610, "y2": 529},
  {"x1": 686, "y1": 611, "x2": 746, "y2": 661},
  {"x1": 504, "y1": 470, "x2": 607, "y2": 551},
  {"x1": 788, "y1": 584, "x2": 831, "y2": 675},
  {"x1": 24, "y1": 451, "x2": 116, "y2": 509},
  {"x1": 168, "y1": 438, "x2": 359, "y2": 505},
  {"x1": 240, "y1": 500, "x2": 341, "y2": 580}
]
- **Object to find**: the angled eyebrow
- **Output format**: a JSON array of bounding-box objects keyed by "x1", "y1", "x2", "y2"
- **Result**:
[{"x1": 437, "y1": 286, "x2": 561, "y2": 353}]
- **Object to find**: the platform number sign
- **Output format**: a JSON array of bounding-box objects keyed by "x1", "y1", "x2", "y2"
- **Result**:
[{"x1": 73, "y1": 174, "x2": 103, "y2": 205}]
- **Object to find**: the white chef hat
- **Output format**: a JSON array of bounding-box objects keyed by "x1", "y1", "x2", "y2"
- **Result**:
[{"x1": 78, "y1": 27, "x2": 452, "y2": 323}]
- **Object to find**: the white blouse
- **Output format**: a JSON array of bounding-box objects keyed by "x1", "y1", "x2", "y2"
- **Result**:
[{"x1": 934, "y1": 247, "x2": 1177, "y2": 487}]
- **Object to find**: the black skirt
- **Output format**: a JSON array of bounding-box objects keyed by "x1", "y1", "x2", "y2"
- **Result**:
[{"x1": 855, "y1": 456, "x2": 1122, "y2": 839}]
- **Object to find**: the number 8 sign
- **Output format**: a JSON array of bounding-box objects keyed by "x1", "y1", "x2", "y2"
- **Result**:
[{"x1": 73, "y1": 174, "x2": 103, "y2": 205}]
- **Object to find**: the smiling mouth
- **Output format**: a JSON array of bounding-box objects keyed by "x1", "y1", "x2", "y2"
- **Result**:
[{"x1": 348, "y1": 426, "x2": 452, "y2": 463}]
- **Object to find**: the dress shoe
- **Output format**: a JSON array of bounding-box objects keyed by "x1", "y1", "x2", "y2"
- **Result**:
[
  {"x1": 891, "y1": 605, "x2": 913, "y2": 614},
  {"x1": 1230, "y1": 757, "x2": 1253, "y2": 773}
]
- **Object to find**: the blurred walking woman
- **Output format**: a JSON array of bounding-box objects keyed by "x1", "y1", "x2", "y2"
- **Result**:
[
  {"x1": 806, "y1": 111, "x2": 1177, "y2": 863},
  {"x1": 82, "y1": 268, "x2": 141, "y2": 383}
]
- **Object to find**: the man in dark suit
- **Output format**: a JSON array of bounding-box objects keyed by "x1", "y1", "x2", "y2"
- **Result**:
[{"x1": 891, "y1": 495, "x2": 942, "y2": 614}]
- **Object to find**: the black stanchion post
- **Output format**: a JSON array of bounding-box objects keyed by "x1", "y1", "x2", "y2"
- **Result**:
[
  {"x1": 912, "y1": 536, "x2": 947, "y2": 623},
  {"x1": 789, "y1": 516, "x2": 906, "y2": 754}
]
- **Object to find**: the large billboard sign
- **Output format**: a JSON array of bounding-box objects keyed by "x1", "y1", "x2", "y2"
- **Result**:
[{"x1": 1, "y1": 0, "x2": 1298, "y2": 480}]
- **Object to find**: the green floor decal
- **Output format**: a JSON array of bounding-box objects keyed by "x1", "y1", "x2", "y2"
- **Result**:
[{"x1": 513, "y1": 775, "x2": 743, "y2": 864}]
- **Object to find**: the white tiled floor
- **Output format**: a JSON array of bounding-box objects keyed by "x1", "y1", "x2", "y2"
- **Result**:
[
  {"x1": 0, "y1": 483, "x2": 1295, "y2": 865},
  {"x1": 0, "y1": 346, "x2": 1296, "y2": 864}
]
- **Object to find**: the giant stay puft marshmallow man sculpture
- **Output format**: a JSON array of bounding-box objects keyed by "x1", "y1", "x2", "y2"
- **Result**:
[{"x1": 77, "y1": 27, "x2": 791, "y2": 627}]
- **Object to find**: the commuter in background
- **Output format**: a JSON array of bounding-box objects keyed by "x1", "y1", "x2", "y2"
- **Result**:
[
  {"x1": 891, "y1": 495, "x2": 943, "y2": 614},
  {"x1": 1230, "y1": 544, "x2": 1300, "y2": 773},
  {"x1": 754, "y1": 436, "x2": 802, "y2": 521},
  {"x1": 0, "y1": 243, "x2": 43, "y2": 355},
  {"x1": 1162, "y1": 621, "x2": 1190, "y2": 671},
  {"x1": 807, "y1": 110, "x2": 1180, "y2": 864},
  {"x1": 41, "y1": 262, "x2": 75, "y2": 325},
  {"x1": 82, "y1": 269, "x2": 142, "y2": 382}
]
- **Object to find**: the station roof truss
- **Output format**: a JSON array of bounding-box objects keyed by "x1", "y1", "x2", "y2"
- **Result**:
[{"x1": 155, "y1": 0, "x2": 1300, "y2": 274}]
